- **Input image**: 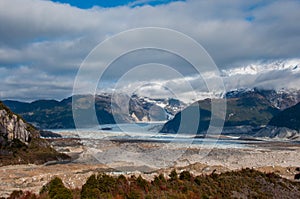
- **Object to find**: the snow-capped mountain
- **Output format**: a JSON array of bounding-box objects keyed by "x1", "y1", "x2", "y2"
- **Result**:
[
  {"x1": 225, "y1": 88, "x2": 300, "y2": 110},
  {"x1": 129, "y1": 94, "x2": 186, "y2": 121},
  {"x1": 218, "y1": 59, "x2": 300, "y2": 94},
  {"x1": 3, "y1": 94, "x2": 187, "y2": 129},
  {"x1": 221, "y1": 59, "x2": 300, "y2": 77}
]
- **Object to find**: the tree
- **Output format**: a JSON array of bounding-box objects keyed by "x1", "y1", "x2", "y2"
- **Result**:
[
  {"x1": 41, "y1": 177, "x2": 72, "y2": 199},
  {"x1": 179, "y1": 171, "x2": 192, "y2": 181},
  {"x1": 81, "y1": 174, "x2": 100, "y2": 199},
  {"x1": 169, "y1": 169, "x2": 178, "y2": 181}
]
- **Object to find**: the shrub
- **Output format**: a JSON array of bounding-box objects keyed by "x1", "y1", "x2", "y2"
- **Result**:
[
  {"x1": 126, "y1": 190, "x2": 141, "y2": 199},
  {"x1": 41, "y1": 177, "x2": 72, "y2": 199},
  {"x1": 81, "y1": 174, "x2": 99, "y2": 199},
  {"x1": 179, "y1": 171, "x2": 192, "y2": 181},
  {"x1": 81, "y1": 188, "x2": 101, "y2": 199},
  {"x1": 136, "y1": 175, "x2": 149, "y2": 192},
  {"x1": 295, "y1": 173, "x2": 300, "y2": 180},
  {"x1": 169, "y1": 169, "x2": 178, "y2": 181},
  {"x1": 97, "y1": 173, "x2": 116, "y2": 193},
  {"x1": 8, "y1": 190, "x2": 23, "y2": 199},
  {"x1": 153, "y1": 175, "x2": 166, "y2": 187}
]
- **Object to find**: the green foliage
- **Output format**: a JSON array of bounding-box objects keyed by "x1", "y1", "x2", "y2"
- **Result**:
[
  {"x1": 153, "y1": 175, "x2": 165, "y2": 187},
  {"x1": 81, "y1": 173, "x2": 116, "y2": 199},
  {"x1": 8, "y1": 168, "x2": 300, "y2": 199},
  {"x1": 136, "y1": 175, "x2": 149, "y2": 192},
  {"x1": 0, "y1": 137, "x2": 70, "y2": 166},
  {"x1": 97, "y1": 173, "x2": 116, "y2": 193},
  {"x1": 8, "y1": 191, "x2": 37, "y2": 199},
  {"x1": 8, "y1": 190, "x2": 23, "y2": 199},
  {"x1": 9, "y1": 139, "x2": 27, "y2": 150},
  {"x1": 41, "y1": 177, "x2": 72, "y2": 199},
  {"x1": 126, "y1": 190, "x2": 141, "y2": 199},
  {"x1": 81, "y1": 174, "x2": 99, "y2": 199},
  {"x1": 169, "y1": 169, "x2": 178, "y2": 181},
  {"x1": 179, "y1": 171, "x2": 192, "y2": 181},
  {"x1": 194, "y1": 176, "x2": 202, "y2": 186}
]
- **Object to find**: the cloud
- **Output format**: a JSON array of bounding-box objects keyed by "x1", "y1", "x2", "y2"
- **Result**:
[
  {"x1": 103, "y1": 59, "x2": 300, "y2": 103},
  {"x1": 0, "y1": 65, "x2": 74, "y2": 101},
  {"x1": 0, "y1": 0, "x2": 300, "y2": 101}
]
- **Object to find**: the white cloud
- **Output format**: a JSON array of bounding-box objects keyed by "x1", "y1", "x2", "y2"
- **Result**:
[{"x1": 0, "y1": 0, "x2": 300, "y2": 101}]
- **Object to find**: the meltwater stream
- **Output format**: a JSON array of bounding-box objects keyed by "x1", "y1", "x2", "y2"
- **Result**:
[
  {"x1": 48, "y1": 122, "x2": 267, "y2": 170},
  {"x1": 50, "y1": 122, "x2": 255, "y2": 149}
]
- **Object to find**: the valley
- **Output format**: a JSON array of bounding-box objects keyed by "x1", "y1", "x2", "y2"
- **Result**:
[
  {"x1": 1, "y1": 0, "x2": 300, "y2": 198},
  {"x1": 1, "y1": 136, "x2": 300, "y2": 197}
]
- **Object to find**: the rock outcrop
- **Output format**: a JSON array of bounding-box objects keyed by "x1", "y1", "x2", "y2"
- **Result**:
[
  {"x1": 254, "y1": 126, "x2": 300, "y2": 140},
  {"x1": 0, "y1": 101, "x2": 69, "y2": 166},
  {"x1": 0, "y1": 102, "x2": 38, "y2": 145}
]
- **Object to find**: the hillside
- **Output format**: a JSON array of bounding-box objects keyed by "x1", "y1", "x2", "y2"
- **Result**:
[
  {"x1": 226, "y1": 88, "x2": 300, "y2": 110},
  {"x1": 0, "y1": 101, "x2": 69, "y2": 166},
  {"x1": 160, "y1": 91, "x2": 280, "y2": 134},
  {"x1": 4, "y1": 94, "x2": 184, "y2": 129},
  {"x1": 269, "y1": 102, "x2": 300, "y2": 131}
]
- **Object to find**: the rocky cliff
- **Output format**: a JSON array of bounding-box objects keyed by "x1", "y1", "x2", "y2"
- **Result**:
[
  {"x1": 0, "y1": 102, "x2": 38, "y2": 145},
  {"x1": 0, "y1": 101, "x2": 69, "y2": 166},
  {"x1": 254, "y1": 126, "x2": 300, "y2": 140},
  {"x1": 0, "y1": 102, "x2": 39, "y2": 145}
]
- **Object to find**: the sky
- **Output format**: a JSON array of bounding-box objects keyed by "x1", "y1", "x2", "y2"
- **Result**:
[
  {"x1": 0, "y1": 0, "x2": 300, "y2": 101},
  {"x1": 51, "y1": 0, "x2": 182, "y2": 8}
]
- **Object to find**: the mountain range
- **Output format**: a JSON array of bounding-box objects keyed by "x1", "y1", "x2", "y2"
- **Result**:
[
  {"x1": 160, "y1": 88, "x2": 300, "y2": 137},
  {"x1": 221, "y1": 59, "x2": 300, "y2": 77},
  {"x1": 3, "y1": 88, "x2": 300, "y2": 139},
  {"x1": 3, "y1": 94, "x2": 185, "y2": 129},
  {"x1": 252, "y1": 103, "x2": 300, "y2": 140},
  {"x1": 269, "y1": 102, "x2": 300, "y2": 131}
]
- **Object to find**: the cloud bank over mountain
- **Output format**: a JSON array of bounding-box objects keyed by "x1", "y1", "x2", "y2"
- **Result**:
[{"x1": 0, "y1": 0, "x2": 300, "y2": 101}]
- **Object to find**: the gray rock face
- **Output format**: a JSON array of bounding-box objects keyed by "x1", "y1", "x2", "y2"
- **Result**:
[
  {"x1": 255, "y1": 126, "x2": 300, "y2": 140},
  {"x1": 0, "y1": 106, "x2": 34, "y2": 144},
  {"x1": 0, "y1": 102, "x2": 70, "y2": 166}
]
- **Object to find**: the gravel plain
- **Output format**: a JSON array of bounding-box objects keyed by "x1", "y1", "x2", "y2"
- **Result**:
[{"x1": 1, "y1": 138, "x2": 300, "y2": 197}]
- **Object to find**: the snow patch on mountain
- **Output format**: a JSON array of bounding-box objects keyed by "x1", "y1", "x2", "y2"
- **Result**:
[
  {"x1": 131, "y1": 95, "x2": 186, "y2": 121},
  {"x1": 222, "y1": 59, "x2": 300, "y2": 77}
]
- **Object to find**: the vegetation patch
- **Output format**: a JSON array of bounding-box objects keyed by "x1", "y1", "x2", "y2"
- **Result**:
[{"x1": 4, "y1": 168, "x2": 300, "y2": 199}]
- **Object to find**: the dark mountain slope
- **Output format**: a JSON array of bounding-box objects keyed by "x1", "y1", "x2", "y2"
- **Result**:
[
  {"x1": 3, "y1": 94, "x2": 182, "y2": 129},
  {"x1": 160, "y1": 92, "x2": 280, "y2": 134},
  {"x1": 226, "y1": 88, "x2": 300, "y2": 110},
  {"x1": 269, "y1": 102, "x2": 300, "y2": 131},
  {"x1": 4, "y1": 95, "x2": 122, "y2": 129}
]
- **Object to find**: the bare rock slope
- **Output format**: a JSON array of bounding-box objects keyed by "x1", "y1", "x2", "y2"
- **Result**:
[{"x1": 0, "y1": 101, "x2": 69, "y2": 166}]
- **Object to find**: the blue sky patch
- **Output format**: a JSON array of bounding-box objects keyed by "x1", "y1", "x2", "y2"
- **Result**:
[{"x1": 51, "y1": 0, "x2": 183, "y2": 9}]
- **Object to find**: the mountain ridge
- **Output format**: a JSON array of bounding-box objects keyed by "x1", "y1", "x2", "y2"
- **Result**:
[
  {"x1": 269, "y1": 102, "x2": 300, "y2": 131},
  {"x1": 221, "y1": 59, "x2": 300, "y2": 77},
  {"x1": 160, "y1": 91, "x2": 281, "y2": 134},
  {"x1": 3, "y1": 94, "x2": 185, "y2": 129}
]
